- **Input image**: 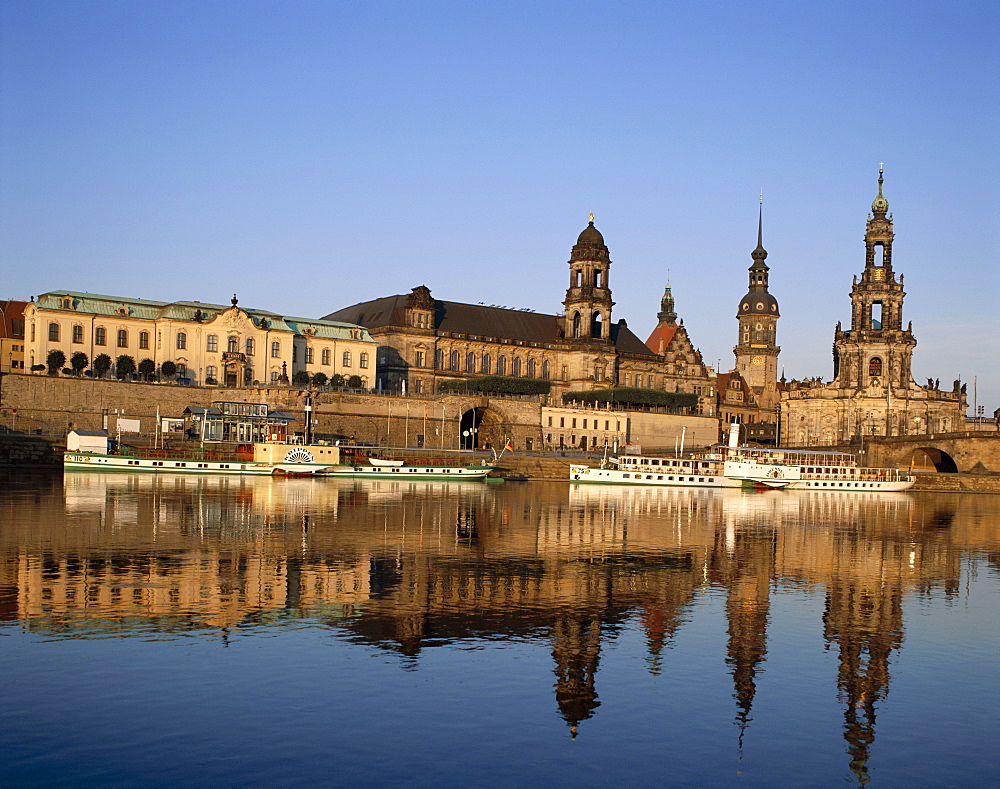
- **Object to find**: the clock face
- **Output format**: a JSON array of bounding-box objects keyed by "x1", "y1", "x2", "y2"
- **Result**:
[
  {"x1": 872, "y1": 268, "x2": 886, "y2": 281},
  {"x1": 752, "y1": 356, "x2": 763, "y2": 365}
]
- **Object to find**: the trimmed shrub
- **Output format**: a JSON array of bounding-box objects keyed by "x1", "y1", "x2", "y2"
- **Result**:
[
  {"x1": 438, "y1": 376, "x2": 551, "y2": 396},
  {"x1": 561, "y1": 387, "x2": 699, "y2": 410}
]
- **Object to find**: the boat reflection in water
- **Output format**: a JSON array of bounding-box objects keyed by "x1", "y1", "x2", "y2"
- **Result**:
[{"x1": 2, "y1": 473, "x2": 995, "y2": 785}]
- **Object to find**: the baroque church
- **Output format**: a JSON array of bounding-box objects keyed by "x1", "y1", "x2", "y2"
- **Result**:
[
  {"x1": 780, "y1": 169, "x2": 966, "y2": 445},
  {"x1": 324, "y1": 217, "x2": 717, "y2": 415}
]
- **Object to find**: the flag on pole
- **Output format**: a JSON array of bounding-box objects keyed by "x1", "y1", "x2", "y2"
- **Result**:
[{"x1": 504, "y1": 437, "x2": 514, "y2": 453}]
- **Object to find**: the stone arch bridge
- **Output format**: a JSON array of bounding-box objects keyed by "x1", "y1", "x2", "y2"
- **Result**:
[{"x1": 862, "y1": 432, "x2": 1000, "y2": 473}]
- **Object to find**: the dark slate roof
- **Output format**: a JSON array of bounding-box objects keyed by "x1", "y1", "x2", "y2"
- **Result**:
[{"x1": 323, "y1": 295, "x2": 657, "y2": 357}]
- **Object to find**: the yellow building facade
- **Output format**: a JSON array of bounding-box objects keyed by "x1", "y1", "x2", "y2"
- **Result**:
[{"x1": 24, "y1": 291, "x2": 376, "y2": 388}]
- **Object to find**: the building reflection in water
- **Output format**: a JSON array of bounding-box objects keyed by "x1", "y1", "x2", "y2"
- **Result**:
[{"x1": 0, "y1": 472, "x2": 993, "y2": 780}]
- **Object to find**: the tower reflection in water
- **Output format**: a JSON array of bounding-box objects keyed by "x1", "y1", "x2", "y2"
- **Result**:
[{"x1": 0, "y1": 473, "x2": 987, "y2": 781}]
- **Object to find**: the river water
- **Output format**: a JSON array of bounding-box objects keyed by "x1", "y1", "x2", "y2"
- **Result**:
[{"x1": 1, "y1": 471, "x2": 998, "y2": 786}]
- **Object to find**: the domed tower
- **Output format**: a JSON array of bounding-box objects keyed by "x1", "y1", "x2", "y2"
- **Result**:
[
  {"x1": 833, "y1": 166, "x2": 916, "y2": 390},
  {"x1": 734, "y1": 201, "x2": 780, "y2": 388},
  {"x1": 562, "y1": 214, "x2": 614, "y2": 344}
]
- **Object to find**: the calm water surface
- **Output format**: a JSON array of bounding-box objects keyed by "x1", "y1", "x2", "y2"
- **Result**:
[{"x1": 1, "y1": 471, "x2": 998, "y2": 786}]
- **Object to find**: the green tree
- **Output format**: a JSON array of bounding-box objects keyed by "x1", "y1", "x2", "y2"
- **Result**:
[
  {"x1": 311, "y1": 372, "x2": 328, "y2": 387},
  {"x1": 46, "y1": 349, "x2": 66, "y2": 374},
  {"x1": 138, "y1": 358, "x2": 156, "y2": 380},
  {"x1": 160, "y1": 360, "x2": 177, "y2": 379},
  {"x1": 115, "y1": 355, "x2": 137, "y2": 380},
  {"x1": 330, "y1": 373, "x2": 346, "y2": 388},
  {"x1": 70, "y1": 352, "x2": 89, "y2": 376},
  {"x1": 346, "y1": 375, "x2": 363, "y2": 389},
  {"x1": 292, "y1": 370, "x2": 311, "y2": 385},
  {"x1": 93, "y1": 354, "x2": 112, "y2": 378}
]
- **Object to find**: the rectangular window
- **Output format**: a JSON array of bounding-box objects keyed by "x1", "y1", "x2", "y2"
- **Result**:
[
  {"x1": 322, "y1": 349, "x2": 330, "y2": 365},
  {"x1": 343, "y1": 351, "x2": 351, "y2": 367},
  {"x1": 206, "y1": 365, "x2": 217, "y2": 380},
  {"x1": 176, "y1": 332, "x2": 186, "y2": 350},
  {"x1": 415, "y1": 350, "x2": 425, "y2": 367},
  {"x1": 72, "y1": 325, "x2": 83, "y2": 343},
  {"x1": 360, "y1": 352, "x2": 369, "y2": 369},
  {"x1": 572, "y1": 418, "x2": 577, "y2": 428},
  {"x1": 413, "y1": 378, "x2": 423, "y2": 394},
  {"x1": 95, "y1": 327, "x2": 106, "y2": 346},
  {"x1": 305, "y1": 347, "x2": 314, "y2": 364},
  {"x1": 117, "y1": 329, "x2": 128, "y2": 348},
  {"x1": 292, "y1": 346, "x2": 298, "y2": 362},
  {"x1": 48, "y1": 323, "x2": 60, "y2": 342},
  {"x1": 271, "y1": 371, "x2": 280, "y2": 383},
  {"x1": 271, "y1": 341, "x2": 280, "y2": 358},
  {"x1": 207, "y1": 335, "x2": 218, "y2": 353},
  {"x1": 139, "y1": 332, "x2": 149, "y2": 350},
  {"x1": 245, "y1": 338, "x2": 254, "y2": 356}
]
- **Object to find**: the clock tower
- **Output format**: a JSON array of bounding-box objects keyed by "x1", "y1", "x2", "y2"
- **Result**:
[{"x1": 734, "y1": 202, "x2": 780, "y2": 388}]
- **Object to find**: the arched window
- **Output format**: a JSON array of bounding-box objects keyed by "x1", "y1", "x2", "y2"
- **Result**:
[
  {"x1": 95, "y1": 327, "x2": 106, "y2": 346},
  {"x1": 512, "y1": 358, "x2": 521, "y2": 377},
  {"x1": 176, "y1": 332, "x2": 187, "y2": 350},
  {"x1": 481, "y1": 354, "x2": 491, "y2": 374},
  {"x1": 227, "y1": 336, "x2": 238, "y2": 353},
  {"x1": 450, "y1": 350, "x2": 460, "y2": 371},
  {"x1": 869, "y1": 357, "x2": 883, "y2": 377},
  {"x1": 572, "y1": 312, "x2": 582, "y2": 338},
  {"x1": 139, "y1": 331, "x2": 149, "y2": 350},
  {"x1": 466, "y1": 352, "x2": 475, "y2": 372},
  {"x1": 497, "y1": 355, "x2": 506, "y2": 375},
  {"x1": 434, "y1": 348, "x2": 443, "y2": 369},
  {"x1": 541, "y1": 360, "x2": 549, "y2": 379},
  {"x1": 321, "y1": 348, "x2": 330, "y2": 365},
  {"x1": 591, "y1": 312, "x2": 603, "y2": 338},
  {"x1": 48, "y1": 323, "x2": 60, "y2": 342},
  {"x1": 527, "y1": 359, "x2": 536, "y2": 378},
  {"x1": 117, "y1": 329, "x2": 128, "y2": 348}
]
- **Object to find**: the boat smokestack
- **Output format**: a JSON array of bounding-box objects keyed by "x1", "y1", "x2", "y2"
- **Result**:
[{"x1": 728, "y1": 423, "x2": 740, "y2": 448}]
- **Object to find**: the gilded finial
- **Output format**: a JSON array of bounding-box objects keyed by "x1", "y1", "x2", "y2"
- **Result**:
[
  {"x1": 759, "y1": 190, "x2": 763, "y2": 205},
  {"x1": 588, "y1": 211, "x2": 594, "y2": 224}
]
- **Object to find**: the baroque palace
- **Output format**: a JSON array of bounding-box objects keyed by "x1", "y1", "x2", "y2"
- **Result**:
[
  {"x1": 780, "y1": 169, "x2": 966, "y2": 444},
  {"x1": 324, "y1": 216, "x2": 717, "y2": 414},
  {"x1": 23, "y1": 292, "x2": 376, "y2": 388}
]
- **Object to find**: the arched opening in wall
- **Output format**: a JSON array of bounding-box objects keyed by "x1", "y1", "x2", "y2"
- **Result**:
[
  {"x1": 874, "y1": 243, "x2": 885, "y2": 267},
  {"x1": 907, "y1": 447, "x2": 958, "y2": 473},
  {"x1": 591, "y1": 312, "x2": 603, "y2": 339},
  {"x1": 593, "y1": 269, "x2": 602, "y2": 288},
  {"x1": 871, "y1": 302, "x2": 883, "y2": 330},
  {"x1": 868, "y1": 356, "x2": 883, "y2": 378},
  {"x1": 459, "y1": 407, "x2": 502, "y2": 450},
  {"x1": 572, "y1": 312, "x2": 582, "y2": 339}
]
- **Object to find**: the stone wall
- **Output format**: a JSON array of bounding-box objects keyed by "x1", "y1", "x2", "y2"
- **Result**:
[
  {"x1": 0, "y1": 374, "x2": 545, "y2": 452},
  {"x1": 0, "y1": 434, "x2": 61, "y2": 467}
]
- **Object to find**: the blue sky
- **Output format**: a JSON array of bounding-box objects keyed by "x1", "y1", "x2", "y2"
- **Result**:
[{"x1": 2, "y1": 1, "x2": 997, "y2": 410}]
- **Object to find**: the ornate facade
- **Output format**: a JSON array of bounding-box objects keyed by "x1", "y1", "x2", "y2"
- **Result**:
[
  {"x1": 780, "y1": 170, "x2": 966, "y2": 445},
  {"x1": 324, "y1": 219, "x2": 716, "y2": 415},
  {"x1": 24, "y1": 291, "x2": 376, "y2": 388}
]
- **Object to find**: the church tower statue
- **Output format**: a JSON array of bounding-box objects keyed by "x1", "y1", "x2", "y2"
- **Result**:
[
  {"x1": 563, "y1": 214, "x2": 614, "y2": 344},
  {"x1": 832, "y1": 166, "x2": 916, "y2": 392},
  {"x1": 734, "y1": 201, "x2": 780, "y2": 388}
]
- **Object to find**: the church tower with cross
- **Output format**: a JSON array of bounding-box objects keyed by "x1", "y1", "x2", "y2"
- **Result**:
[
  {"x1": 780, "y1": 167, "x2": 967, "y2": 445},
  {"x1": 831, "y1": 165, "x2": 916, "y2": 391}
]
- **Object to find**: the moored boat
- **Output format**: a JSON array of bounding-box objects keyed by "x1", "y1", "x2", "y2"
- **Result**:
[{"x1": 569, "y1": 424, "x2": 914, "y2": 492}]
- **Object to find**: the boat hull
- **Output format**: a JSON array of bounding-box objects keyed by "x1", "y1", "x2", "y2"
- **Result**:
[{"x1": 65, "y1": 452, "x2": 494, "y2": 480}]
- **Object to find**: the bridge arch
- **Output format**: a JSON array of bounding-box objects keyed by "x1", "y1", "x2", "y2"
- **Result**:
[{"x1": 907, "y1": 447, "x2": 958, "y2": 473}]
